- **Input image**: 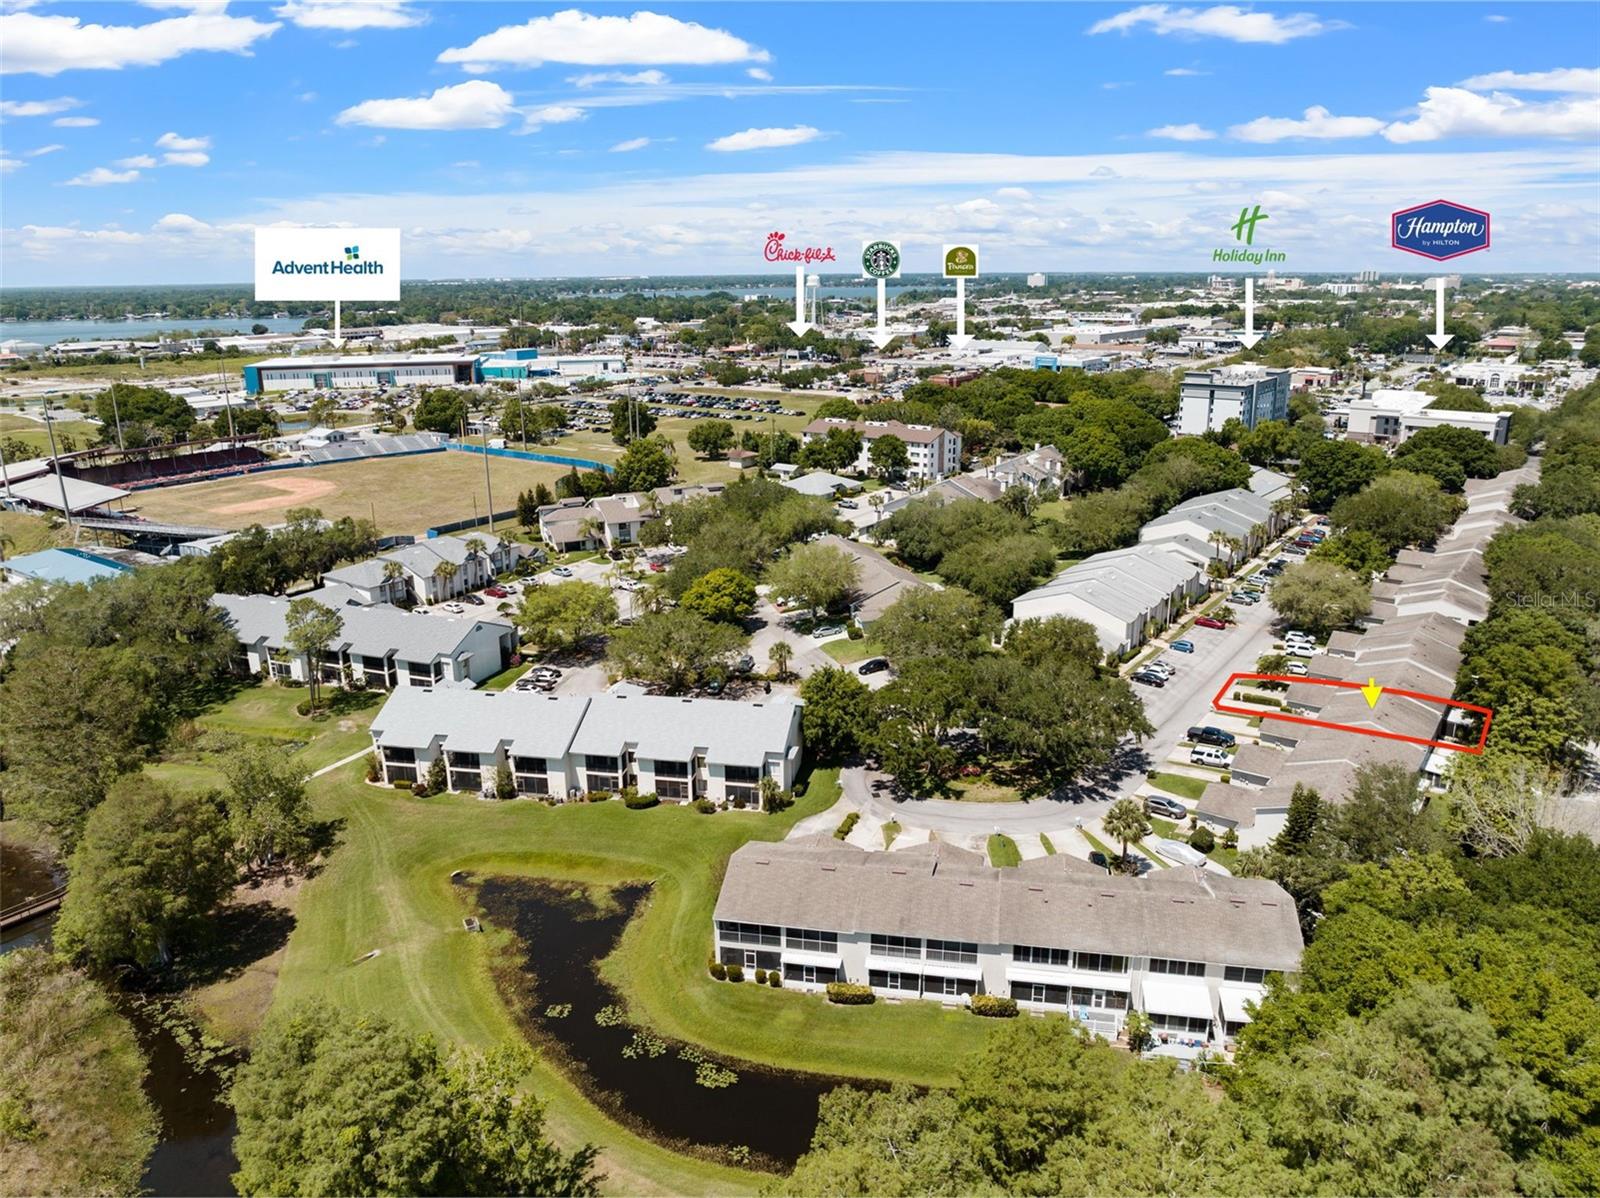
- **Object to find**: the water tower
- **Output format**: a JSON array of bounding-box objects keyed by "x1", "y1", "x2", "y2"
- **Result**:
[{"x1": 806, "y1": 273, "x2": 821, "y2": 325}]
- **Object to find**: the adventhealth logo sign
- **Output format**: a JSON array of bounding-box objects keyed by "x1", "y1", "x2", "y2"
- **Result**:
[
  {"x1": 1391, "y1": 200, "x2": 1490, "y2": 261},
  {"x1": 255, "y1": 227, "x2": 401, "y2": 301}
]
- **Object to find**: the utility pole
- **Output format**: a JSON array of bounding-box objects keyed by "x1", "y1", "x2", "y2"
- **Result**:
[
  {"x1": 108, "y1": 382, "x2": 126, "y2": 451},
  {"x1": 481, "y1": 418, "x2": 495, "y2": 530},
  {"x1": 0, "y1": 432, "x2": 13, "y2": 501},
  {"x1": 41, "y1": 404, "x2": 74, "y2": 531},
  {"x1": 218, "y1": 343, "x2": 236, "y2": 441}
]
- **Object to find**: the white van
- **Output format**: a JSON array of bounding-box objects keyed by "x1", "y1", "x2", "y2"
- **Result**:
[{"x1": 1190, "y1": 745, "x2": 1231, "y2": 767}]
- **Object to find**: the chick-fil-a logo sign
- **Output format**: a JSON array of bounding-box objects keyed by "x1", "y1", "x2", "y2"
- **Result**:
[{"x1": 764, "y1": 232, "x2": 836, "y2": 264}]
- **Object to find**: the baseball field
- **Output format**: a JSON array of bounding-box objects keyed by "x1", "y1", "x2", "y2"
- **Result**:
[{"x1": 128, "y1": 450, "x2": 572, "y2": 536}]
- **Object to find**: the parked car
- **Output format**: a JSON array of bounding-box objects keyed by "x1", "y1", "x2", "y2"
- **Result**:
[
  {"x1": 1170, "y1": 639, "x2": 1195, "y2": 653},
  {"x1": 1187, "y1": 725, "x2": 1236, "y2": 747},
  {"x1": 1131, "y1": 670, "x2": 1166, "y2": 688},
  {"x1": 1144, "y1": 660, "x2": 1175, "y2": 679},
  {"x1": 442, "y1": 602, "x2": 465, "y2": 614},
  {"x1": 1284, "y1": 545, "x2": 1308, "y2": 556},
  {"x1": 484, "y1": 585, "x2": 510, "y2": 598},
  {"x1": 733, "y1": 654, "x2": 755, "y2": 674},
  {"x1": 1088, "y1": 850, "x2": 1110, "y2": 870},
  {"x1": 1286, "y1": 661, "x2": 1309, "y2": 676},
  {"x1": 1286, "y1": 644, "x2": 1317, "y2": 659},
  {"x1": 1190, "y1": 745, "x2": 1232, "y2": 767},
  {"x1": 1150, "y1": 837, "x2": 1209, "y2": 868},
  {"x1": 1145, "y1": 795, "x2": 1189, "y2": 820},
  {"x1": 811, "y1": 624, "x2": 844, "y2": 639},
  {"x1": 551, "y1": 566, "x2": 574, "y2": 578},
  {"x1": 1194, "y1": 616, "x2": 1227, "y2": 630},
  {"x1": 1284, "y1": 629, "x2": 1313, "y2": 643},
  {"x1": 1229, "y1": 591, "x2": 1258, "y2": 605},
  {"x1": 858, "y1": 657, "x2": 890, "y2": 675},
  {"x1": 837, "y1": 499, "x2": 859, "y2": 510},
  {"x1": 462, "y1": 594, "x2": 485, "y2": 605}
]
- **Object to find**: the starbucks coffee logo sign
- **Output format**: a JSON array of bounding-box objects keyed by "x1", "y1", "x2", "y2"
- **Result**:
[
  {"x1": 943, "y1": 244, "x2": 979, "y2": 278},
  {"x1": 860, "y1": 239, "x2": 902, "y2": 279}
]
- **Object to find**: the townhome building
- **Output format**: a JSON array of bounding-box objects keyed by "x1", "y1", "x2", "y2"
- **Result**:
[
  {"x1": 1140, "y1": 487, "x2": 1283, "y2": 566},
  {"x1": 215, "y1": 593, "x2": 515, "y2": 690},
  {"x1": 320, "y1": 533, "x2": 523, "y2": 606},
  {"x1": 1010, "y1": 545, "x2": 1206, "y2": 655},
  {"x1": 368, "y1": 687, "x2": 804, "y2": 802},
  {"x1": 981, "y1": 444, "x2": 1066, "y2": 493},
  {"x1": 799, "y1": 418, "x2": 963, "y2": 481},
  {"x1": 713, "y1": 839, "x2": 1302, "y2": 1046},
  {"x1": 536, "y1": 484, "x2": 726, "y2": 552}
]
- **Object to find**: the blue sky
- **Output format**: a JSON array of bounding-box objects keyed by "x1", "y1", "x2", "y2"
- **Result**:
[{"x1": 1, "y1": 1, "x2": 1597, "y2": 284}]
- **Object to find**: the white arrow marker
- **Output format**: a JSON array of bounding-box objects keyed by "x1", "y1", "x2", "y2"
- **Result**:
[
  {"x1": 1426, "y1": 276, "x2": 1454, "y2": 350},
  {"x1": 1239, "y1": 277, "x2": 1264, "y2": 349},
  {"x1": 949, "y1": 276, "x2": 974, "y2": 350},
  {"x1": 785, "y1": 264, "x2": 813, "y2": 338},
  {"x1": 867, "y1": 277, "x2": 893, "y2": 350},
  {"x1": 331, "y1": 299, "x2": 344, "y2": 348}
]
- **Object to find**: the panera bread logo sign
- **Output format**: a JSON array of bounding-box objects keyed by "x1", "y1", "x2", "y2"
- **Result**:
[{"x1": 764, "y1": 232, "x2": 836, "y2": 264}]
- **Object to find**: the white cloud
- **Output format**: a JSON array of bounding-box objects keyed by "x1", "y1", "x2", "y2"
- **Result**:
[
  {"x1": 1483, "y1": 13, "x2": 1509, "y2": 21},
  {"x1": 1088, "y1": 5, "x2": 1332, "y2": 44},
  {"x1": 1457, "y1": 67, "x2": 1600, "y2": 95},
  {"x1": 66, "y1": 166, "x2": 141, "y2": 185},
  {"x1": 705, "y1": 125, "x2": 820, "y2": 152},
  {"x1": 610, "y1": 137, "x2": 651, "y2": 152},
  {"x1": 568, "y1": 69, "x2": 667, "y2": 88},
  {"x1": 53, "y1": 116, "x2": 98, "y2": 127},
  {"x1": 1163, "y1": 67, "x2": 1208, "y2": 76},
  {"x1": 747, "y1": 67, "x2": 772, "y2": 81},
  {"x1": 156, "y1": 131, "x2": 211, "y2": 151},
  {"x1": 0, "y1": 95, "x2": 82, "y2": 116},
  {"x1": 438, "y1": 10, "x2": 769, "y2": 71},
  {"x1": 164, "y1": 150, "x2": 210, "y2": 166},
  {"x1": 336, "y1": 80, "x2": 518, "y2": 130},
  {"x1": 1229, "y1": 105, "x2": 1386, "y2": 142},
  {"x1": 297, "y1": 90, "x2": 317, "y2": 102},
  {"x1": 272, "y1": 0, "x2": 424, "y2": 30},
  {"x1": 996, "y1": 186, "x2": 1033, "y2": 199},
  {"x1": 1148, "y1": 122, "x2": 1216, "y2": 140},
  {"x1": 1383, "y1": 87, "x2": 1600, "y2": 143},
  {"x1": 451, "y1": 160, "x2": 479, "y2": 168},
  {"x1": 0, "y1": 10, "x2": 280, "y2": 75},
  {"x1": 116, "y1": 154, "x2": 159, "y2": 167},
  {"x1": 0, "y1": 155, "x2": 22, "y2": 173},
  {"x1": 26, "y1": 143, "x2": 64, "y2": 156},
  {"x1": 521, "y1": 104, "x2": 586, "y2": 133}
]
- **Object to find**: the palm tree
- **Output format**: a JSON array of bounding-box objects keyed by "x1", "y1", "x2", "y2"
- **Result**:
[
  {"x1": 1102, "y1": 798, "x2": 1152, "y2": 870},
  {"x1": 381, "y1": 558, "x2": 406, "y2": 603},
  {"x1": 464, "y1": 536, "x2": 488, "y2": 588},
  {"x1": 768, "y1": 639, "x2": 794, "y2": 680},
  {"x1": 432, "y1": 559, "x2": 458, "y2": 602},
  {"x1": 578, "y1": 516, "x2": 605, "y2": 551}
]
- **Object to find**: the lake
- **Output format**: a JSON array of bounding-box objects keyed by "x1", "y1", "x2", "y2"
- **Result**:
[
  {"x1": 476, "y1": 876, "x2": 861, "y2": 1171},
  {"x1": 0, "y1": 317, "x2": 312, "y2": 345}
]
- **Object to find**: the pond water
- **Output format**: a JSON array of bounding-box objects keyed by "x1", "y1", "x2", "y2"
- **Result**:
[{"x1": 476, "y1": 877, "x2": 854, "y2": 1171}]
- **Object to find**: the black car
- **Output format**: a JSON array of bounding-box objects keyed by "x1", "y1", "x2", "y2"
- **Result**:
[
  {"x1": 1131, "y1": 671, "x2": 1166, "y2": 688},
  {"x1": 1088, "y1": 850, "x2": 1109, "y2": 870},
  {"x1": 1187, "y1": 725, "x2": 1236, "y2": 747},
  {"x1": 857, "y1": 657, "x2": 890, "y2": 675},
  {"x1": 462, "y1": 594, "x2": 485, "y2": 605}
]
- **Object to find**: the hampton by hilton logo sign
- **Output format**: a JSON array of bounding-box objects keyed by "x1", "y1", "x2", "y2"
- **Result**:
[
  {"x1": 1391, "y1": 200, "x2": 1490, "y2": 261},
  {"x1": 763, "y1": 232, "x2": 836, "y2": 264},
  {"x1": 255, "y1": 227, "x2": 401, "y2": 301}
]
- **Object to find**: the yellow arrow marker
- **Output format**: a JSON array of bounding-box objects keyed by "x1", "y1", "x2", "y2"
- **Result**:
[{"x1": 1360, "y1": 677, "x2": 1383, "y2": 708}]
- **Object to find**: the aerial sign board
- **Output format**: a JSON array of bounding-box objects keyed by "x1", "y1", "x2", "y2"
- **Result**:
[
  {"x1": 943, "y1": 244, "x2": 980, "y2": 278},
  {"x1": 1390, "y1": 200, "x2": 1490, "y2": 262},
  {"x1": 254, "y1": 227, "x2": 401, "y2": 301}
]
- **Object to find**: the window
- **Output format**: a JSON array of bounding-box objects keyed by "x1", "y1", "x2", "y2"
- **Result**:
[
  {"x1": 1224, "y1": 965, "x2": 1268, "y2": 984},
  {"x1": 1148, "y1": 958, "x2": 1207, "y2": 978},
  {"x1": 927, "y1": 974, "x2": 976, "y2": 997},
  {"x1": 1016, "y1": 982, "x2": 1070, "y2": 1005},
  {"x1": 384, "y1": 747, "x2": 416, "y2": 764},
  {"x1": 784, "y1": 963, "x2": 834, "y2": 985},
  {"x1": 1072, "y1": 952, "x2": 1129, "y2": 974},
  {"x1": 585, "y1": 755, "x2": 620, "y2": 773},
  {"x1": 515, "y1": 775, "x2": 549, "y2": 796},
  {"x1": 1014, "y1": 944, "x2": 1072, "y2": 968},
  {"x1": 653, "y1": 759, "x2": 689, "y2": 778},
  {"x1": 785, "y1": 928, "x2": 838, "y2": 953},
  {"x1": 656, "y1": 779, "x2": 689, "y2": 800},
  {"x1": 447, "y1": 751, "x2": 477, "y2": 768},
  {"x1": 870, "y1": 934, "x2": 921, "y2": 960},
  {"x1": 716, "y1": 920, "x2": 780, "y2": 947},
  {"x1": 1068, "y1": 987, "x2": 1128, "y2": 1011},
  {"x1": 511, "y1": 756, "x2": 544, "y2": 774},
  {"x1": 385, "y1": 764, "x2": 417, "y2": 784},
  {"x1": 1148, "y1": 1013, "x2": 1212, "y2": 1037},
  {"x1": 724, "y1": 765, "x2": 761, "y2": 784},
  {"x1": 926, "y1": 939, "x2": 977, "y2": 965},
  {"x1": 868, "y1": 970, "x2": 920, "y2": 993}
]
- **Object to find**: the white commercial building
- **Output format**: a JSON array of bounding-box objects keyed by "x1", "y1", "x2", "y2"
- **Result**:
[
  {"x1": 799, "y1": 417, "x2": 962, "y2": 481},
  {"x1": 243, "y1": 352, "x2": 477, "y2": 394},
  {"x1": 369, "y1": 688, "x2": 804, "y2": 803},
  {"x1": 713, "y1": 839, "x2": 1302, "y2": 1046},
  {"x1": 1345, "y1": 389, "x2": 1509, "y2": 446},
  {"x1": 1177, "y1": 367, "x2": 1291, "y2": 436}
]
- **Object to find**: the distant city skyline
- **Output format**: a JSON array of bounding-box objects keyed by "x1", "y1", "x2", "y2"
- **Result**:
[{"x1": 2, "y1": 2, "x2": 1597, "y2": 284}]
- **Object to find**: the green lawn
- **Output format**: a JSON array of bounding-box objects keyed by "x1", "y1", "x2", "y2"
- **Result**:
[
  {"x1": 1039, "y1": 833, "x2": 1056, "y2": 856},
  {"x1": 480, "y1": 661, "x2": 529, "y2": 691},
  {"x1": 821, "y1": 636, "x2": 882, "y2": 665},
  {"x1": 882, "y1": 820, "x2": 901, "y2": 849},
  {"x1": 987, "y1": 833, "x2": 1022, "y2": 868},
  {"x1": 1147, "y1": 772, "x2": 1207, "y2": 802},
  {"x1": 273, "y1": 763, "x2": 998, "y2": 1193},
  {"x1": 0, "y1": 412, "x2": 100, "y2": 458}
]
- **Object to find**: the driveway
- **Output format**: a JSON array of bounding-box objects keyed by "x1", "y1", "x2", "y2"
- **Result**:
[{"x1": 747, "y1": 596, "x2": 838, "y2": 682}]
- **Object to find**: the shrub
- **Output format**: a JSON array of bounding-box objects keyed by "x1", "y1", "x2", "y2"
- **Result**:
[
  {"x1": 1232, "y1": 691, "x2": 1285, "y2": 708},
  {"x1": 392, "y1": 779, "x2": 413, "y2": 791},
  {"x1": 970, "y1": 994, "x2": 1019, "y2": 1018},
  {"x1": 768, "y1": 971, "x2": 782, "y2": 988},
  {"x1": 754, "y1": 968, "x2": 767, "y2": 984},
  {"x1": 410, "y1": 782, "x2": 430, "y2": 797},
  {"x1": 295, "y1": 699, "x2": 313, "y2": 717},
  {"x1": 364, "y1": 752, "x2": 380, "y2": 783},
  {"x1": 730, "y1": 795, "x2": 747, "y2": 810},
  {"x1": 1189, "y1": 825, "x2": 1216, "y2": 854},
  {"x1": 846, "y1": 622, "x2": 864, "y2": 640},
  {"x1": 709, "y1": 961, "x2": 727, "y2": 981},
  {"x1": 1222, "y1": 827, "x2": 1239, "y2": 850},
  {"x1": 833, "y1": 812, "x2": 860, "y2": 840},
  {"x1": 494, "y1": 762, "x2": 516, "y2": 801},
  {"x1": 693, "y1": 798, "x2": 717, "y2": 814},
  {"x1": 585, "y1": 790, "x2": 612, "y2": 803},
  {"x1": 726, "y1": 964, "x2": 744, "y2": 983},
  {"x1": 826, "y1": 982, "x2": 875, "y2": 1005},
  {"x1": 624, "y1": 790, "x2": 659, "y2": 810}
]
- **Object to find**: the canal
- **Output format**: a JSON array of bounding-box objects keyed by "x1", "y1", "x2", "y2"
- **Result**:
[{"x1": 476, "y1": 877, "x2": 854, "y2": 1171}]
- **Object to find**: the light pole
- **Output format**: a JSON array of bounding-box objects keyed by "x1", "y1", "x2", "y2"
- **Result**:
[
  {"x1": 41, "y1": 403, "x2": 74, "y2": 531},
  {"x1": 218, "y1": 344, "x2": 236, "y2": 441},
  {"x1": 108, "y1": 382, "x2": 126, "y2": 451}
]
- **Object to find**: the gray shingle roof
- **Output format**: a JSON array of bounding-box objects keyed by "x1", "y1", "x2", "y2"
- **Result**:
[
  {"x1": 370, "y1": 687, "x2": 590, "y2": 757},
  {"x1": 715, "y1": 839, "x2": 1303, "y2": 971},
  {"x1": 566, "y1": 692, "x2": 801, "y2": 766},
  {"x1": 214, "y1": 593, "x2": 510, "y2": 664}
]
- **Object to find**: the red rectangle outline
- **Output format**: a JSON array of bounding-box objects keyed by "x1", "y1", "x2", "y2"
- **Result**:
[{"x1": 1210, "y1": 672, "x2": 1493, "y2": 755}]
